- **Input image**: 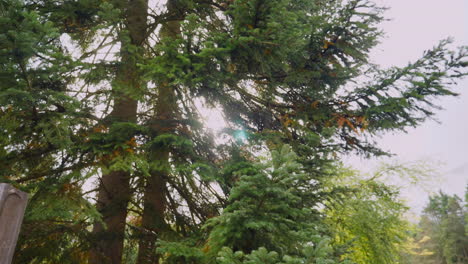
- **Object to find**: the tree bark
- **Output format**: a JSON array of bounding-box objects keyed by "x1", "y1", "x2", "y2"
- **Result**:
[
  {"x1": 136, "y1": 148, "x2": 171, "y2": 264},
  {"x1": 136, "y1": 1, "x2": 183, "y2": 263},
  {"x1": 89, "y1": 0, "x2": 148, "y2": 263}
]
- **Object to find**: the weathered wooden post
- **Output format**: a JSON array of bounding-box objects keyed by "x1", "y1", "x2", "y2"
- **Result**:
[{"x1": 0, "y1": 183, "x2": 28, "y2": 264}]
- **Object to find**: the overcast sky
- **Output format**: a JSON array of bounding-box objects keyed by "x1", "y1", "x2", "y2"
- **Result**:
[{"x1": 346, "y1": 0, "x2": 468, "y2": 213}]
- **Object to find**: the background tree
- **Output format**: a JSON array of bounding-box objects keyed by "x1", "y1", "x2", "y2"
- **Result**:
[
  {"x1": 322, "y1": 165, "x2": 415, "y2": 264},
  {"x1": 408, "y1": 190, "x2": 468, "y2": 264}
]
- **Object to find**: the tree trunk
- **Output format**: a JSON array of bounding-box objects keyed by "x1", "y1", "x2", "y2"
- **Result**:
[
  {"x1": 136, "y1": 1, "x2": 182, "y2": 263},
  {"x1": 136, "y1": 148, "x2": 171, "y2": 264},
  {"x1": 89, "y1": 0, "x2": 148, "y2": 263}
]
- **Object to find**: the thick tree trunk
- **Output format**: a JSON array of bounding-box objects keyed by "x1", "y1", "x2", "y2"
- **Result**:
[
  {"x1": 137, "y1": 83, "x2": 178, "y2": 262},
  {"x1": 89, "y1": 170, "x2": 133, "y2": 264},
  {"x1": 136, "y1": 1, "x2": 182, "y2": 263},
  {"x1": 136, "y1": 59, "x2": 179, "y2": 264},
  {"x1": 136, "y1": 149, "x2": 171, "y2": 264},
  {"x1": 89, "y1": 0, "x2": 148, "y2": 263}
]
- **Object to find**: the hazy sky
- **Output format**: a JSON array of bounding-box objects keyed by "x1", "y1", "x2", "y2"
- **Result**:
[{"x1": 347, "y1": 0, "x2": 468, "y2": 212}]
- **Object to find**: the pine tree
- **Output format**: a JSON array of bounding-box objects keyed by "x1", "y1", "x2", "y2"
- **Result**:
[
  {"x1": 165, "y1": 145, "x2": 347, "y2": 264},
  {"x1": 1, "y1": 0, "x2": 466, "y2": 263}
]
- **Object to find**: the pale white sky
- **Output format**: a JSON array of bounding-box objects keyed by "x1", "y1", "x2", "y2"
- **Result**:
[{"x1": 346, "y1": 0, "x2": 468, "y2": 213}]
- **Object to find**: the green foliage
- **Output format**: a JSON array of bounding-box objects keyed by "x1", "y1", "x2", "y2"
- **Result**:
[
  {"x1": 154, "y1": 145, "x2": 345, "y2": 263},
  {"x1": 206, "y1": 146, "x2": 318, "y2": 254},
  {"x1": 323, "y1": 166, "x2": 412, "y2": 264},
  {"x1": 156, "y1": 239, "x2": 206, "y2": 264},
  {"x1": 0, "y1": 0, "x2": 86, "y2": 181},
  {"x1": 216, "y1": 238, "x2": 351, "y2": 264},
  {"x1": 408, "y1": 190, "x2": 468, "y2": 264}
]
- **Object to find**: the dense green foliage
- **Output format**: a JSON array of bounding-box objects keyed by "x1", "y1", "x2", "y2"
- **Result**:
[
  {"x1": 323, "y1": 166, "x2": 411, "y2": 264},
  {"x1": 405, "y1": 190, "x2": 468, "y2": 264},
  {"x1": 0, "y1": 0, "x2": 466, "y2": 263}
]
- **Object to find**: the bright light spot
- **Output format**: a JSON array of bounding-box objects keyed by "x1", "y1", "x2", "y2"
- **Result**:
[
  {"x1": 194, "y1": 98, "x2": 227, "y2": 133},
  {"x1": 204, "y1": 108, "x2": 226, "y2": 132},
  {"x1": 234, "y1": 130, "x2": 247, "y2": 142}
]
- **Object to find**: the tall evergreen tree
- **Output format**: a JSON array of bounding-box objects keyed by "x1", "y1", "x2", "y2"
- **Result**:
[{"x1": 0, "y1": 0, "x2": 466, "y2": 263}]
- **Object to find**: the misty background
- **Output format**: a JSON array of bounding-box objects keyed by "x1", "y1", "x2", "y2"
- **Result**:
[{"x1": 346, "y1": 0, "x2": 468, "y2": 214}]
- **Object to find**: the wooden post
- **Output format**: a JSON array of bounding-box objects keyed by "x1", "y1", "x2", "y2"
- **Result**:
[{"x1": 0, "y1": 183, "x2": 28, "y2": 264}]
